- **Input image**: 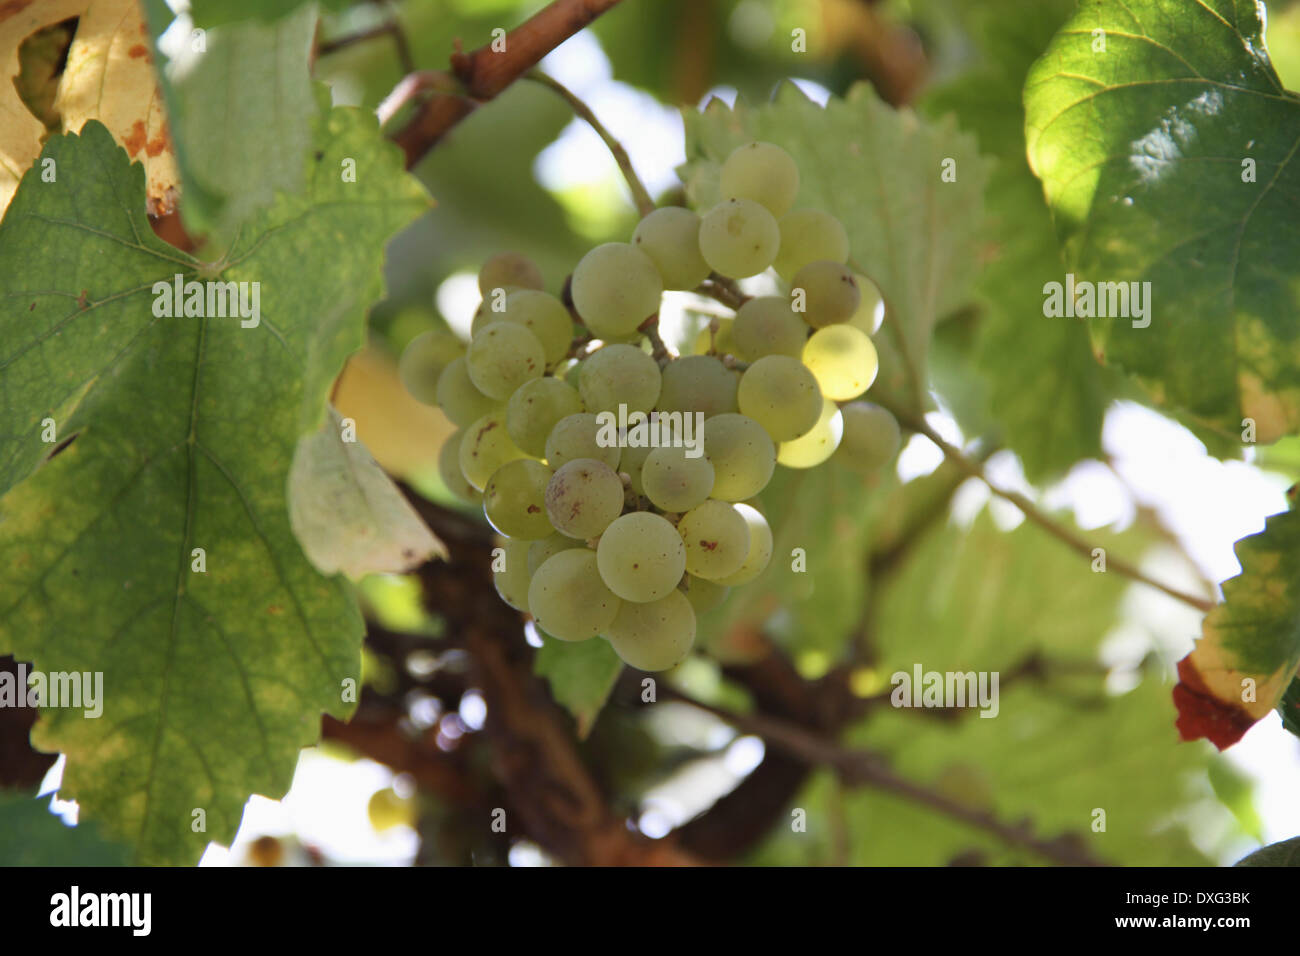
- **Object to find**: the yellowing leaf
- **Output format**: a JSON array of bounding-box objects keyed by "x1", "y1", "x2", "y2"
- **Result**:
[
  {"x1": 0, "y1": 0, "x2": 89, "y2": 215},
  {"x1": 288, "y1": 406, "x2": 447, "y2": 580},
  {"x1": 54, "y1": 0, "x2": 178, "y2": 215}
]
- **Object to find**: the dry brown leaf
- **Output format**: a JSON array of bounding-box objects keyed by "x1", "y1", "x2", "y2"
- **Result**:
[{"x1": 54, "y1": 0, "x2": 179, "y2": 215}]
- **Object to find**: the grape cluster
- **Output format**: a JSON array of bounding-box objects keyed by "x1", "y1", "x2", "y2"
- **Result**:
[{"x1": 400, "y1": 142, "x2": 901, "y2": 671}]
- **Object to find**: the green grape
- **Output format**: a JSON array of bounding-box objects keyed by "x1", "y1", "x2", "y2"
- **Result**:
[
  {"x1": 544, "y1": 457, "x2": 625, "y2": 539},
  {"x1": 719, "y1": 141, "x2": 800, "y2": 218},
  {"x1": 545, "y1": 412, "x2": 622, "y2": 470},
  {"x1": 528, "y1": 549, "x2": 621, "y2": 641},
  {"x1": 702, "y1": 413, "x2": 775, "y2": 500},
  {"x1": 773, "y1": 208, "x2": 849, "y2": 280},
  {"x1": 640, "y1": 445, "x2": 714, "y2": 513},
  {"x1": 619, "y1": 441, "x2": 653, "y2": 495},
  {"x1": 527, "y1": 531, "x2": 585, "y2": 576},
  {"x1": 596, "y1": 512, "x2": 687, "y2": 602},
  {"x1": 399, "y1": 330, "x2": 464, "y2": 405},
  {"x1": 681, "y1": 575, "x2": 729, "y2": 613},
  {"x1": 501, "y1": 290, "x2": 574, "y2": 364},
  {"x1": 492, "y1": 536, "x2": 533, "y2": 612},
  {"x1": 466, "y1": 322, "x2": 545, "y2": 400},
  {"x1": 802, "y1": 324, "x2": 878, "y2": 401},
  {"x1": 691, "y1": 318, "x2": 736, "y2": 356},
  {"x1": 506, "y1": 377, "x2": 584, "y2": 458},
  {"x1": 777, "y1": 398, "x2": 843, "y2": 469},
  {"x1": 715, "y1": 502, "x2": 773, "y2": 585},
  {"x1": 603, "y1": 589, "x2": 696, "y2": 671},
  {"x1": 438, "y1": 429, "x2": 481, "y2": 503},
  {"x1": 436, "y1": 356, "x2": 501, "y2": 427},
  {"x1": 732, "y1": 296, "x2": 807, "y2": 360},
  {"x1": 677, "y1": 499, "x2": 750, "y2": 580},
  {"x1": 698, "y1": 198, "x2": 780, "y2": 278},
  {"x1": 737, "y1": 355, "x2": 823, "y2": 442},
  {"x1": 571, "y1": 242, "x2": 664, "y2": 339},
  {"x1": 579, "y1": 343, "x2": 661, "y2": 414},
  {"x1": 483, "y1": 459, "x2": 554, "y2": 539},
  {"x1": 460, "y1": 411, "x2": 528, "y2": 491},
  {"x1": 835, "y1": 402, "x2": 901, "y2": 474},
  {"x1": 791, "y1": 260, "x2": 861, "y2": 328},
  {"x1": 631, "y1": 207, "x2": 711, "y2": 290},
  {"x1": 847, "y1": 274, "x2": 885, "y2": 334},
  {"x1": 656, "y1": 355, "x2": 738, "y2": 418},
  {"x1": 368, "y1": 786, "x2": 417, "y2": 832},
  {"x1": 471, "y1": 295, "x2": 504, "y2": 338},
  {"x1": 479, "y1": 251, "x2": 543, "y2": 296}
]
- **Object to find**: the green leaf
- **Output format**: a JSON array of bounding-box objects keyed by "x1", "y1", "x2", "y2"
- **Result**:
[
  {"x1": 534, "y1": 637, "x2": 623, "y2": 739},
  {"x1": 0, "y1": 113, "x2": 428, "y2": 863},
  {"x1": 1025, "y1": 0, "x2": 1300, "y2": 443},
  {"x1": 1279, "y1": 674, "x2": 1300, "y2": 739},
  {"x1": 680, "y1": 82, "x2": 987, "y2": 406},
  {"x1": 1235, "y1": 836, "x2": 1300, "y2": 866},
  {"x1": 923, "y1": 0, "x2": 1123, "y2": 481},
  {"x1": 187, "y1": 0, "x2": 350, "y2": 29},
  {"x1": 0, "y1": 792, "x2": 130, "y2": 866},
  {"x1": 1175, "y1": 509, "x2": 1300, "y2": 749}
]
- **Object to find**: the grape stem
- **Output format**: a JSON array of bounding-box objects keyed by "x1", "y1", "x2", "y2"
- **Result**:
[
  {"x1": 697, "y1": 274, "x2": 750, "y2": 310},
  {"x1": 877, "y1": 398, "x2": 1217, "y2": 614},
  {"x1": 525, "y1": 70, "x2": 656, "y2": 216}
]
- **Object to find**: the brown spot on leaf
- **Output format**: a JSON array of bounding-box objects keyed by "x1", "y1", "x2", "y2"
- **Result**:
[
  {"x1": 128, "y1": 43, "x2": 148, "y2": 59},
  {"x1": 122, "y1": 119, "x2": 148, "y2": 157},
  {"x1": 1172, "y1": 655, "x2": 1255, "y2": 750},
  {"x1": 267, "y1": 605, "x2": 283, "y2": 615}
]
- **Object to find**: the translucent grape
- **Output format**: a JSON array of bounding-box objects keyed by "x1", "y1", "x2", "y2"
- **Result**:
[
  {"x1": 478, "y1": 251, "x2": 543, "y2": 296},
  {"x1": 579, "y1": 343, "x2": 661, "y2": 414},
  {"x1": 483, "y1": 458, "x2": 554, "y2": 539},
  {"x1": 681, "y1": 575, "x2": 729, "y2": 614},
  {"x1": 506, "y1": 377, "x2": 583, "y2": 458},
  {"x1": 544, "y1": 412, "x2": 622, "y2": 470},
  {"x1": 603, "y1": 590, "x2": 696, "y2": 671},
  {"x1": 677, "y1": 499, "x2": 751, "y2": 581},
  {"x1": 438, "y1": 429, "x2": 481, "y2": 503},
  {"x1": 702, "y1": 413, "x2": 776, "y2": 501},
  {"x1": 640, "y1": 445, "x2": 714, "y2": 513},
  {"x1": 631, "y1": 207, "x2": 711, "y2": 290},
  {"x1": 715, "y1": 502, "x2": 774, "y2": 585},
  {"x1": 802, "y1": 324, "x2": 879, "y2": 401},
  {"x1": 436, "y1": 356, "x2": 502, "y2": 427},
  {"x1": 656, "y1": 355, "x2": 738, "y2": 418},
  {"x1": 731, "y1": 296, "x2": 807, "y2": 360},
  {"x1": 527, "y1": 532, "x2": 585, "y2": 576},
  {"x1": 500, "y1": 290, "x2": 574, "y2": 364},
  {"x1": 698, "y1": 198, "x2": 780, "y2": 278},
  {"x1": 847, "y1": 274, "x2": 885, "y2": 334},
  {"x1": 773, "y1": 208, "x2": 850, "y2": 280},
  {"x1": 791, "y1": 260, "x2": 861, "y2": 328},
  {"x1": 571, "y1": 242, "x2": 664, "y2": 339},
  {"x1": 399, "y1": 330, "x2": 464, "y2": 405},
  {"x1": 619, "y1": 441, "x2": 653, "y2": 495},
  {"x1": 465, "y1": 322, "x2": 545, "y2": 400},
  {"x1": 492, "y1": 536, "x2": 532, "y2": 612},
  {"x1": 777, "y1": 398, "x2": 843, "y2": 469},
  {"x1": 737, "y1": 355, "x2": 823, "y2": 442},
  {"x1": 596, "y1": 512, "x2": 687, "y2": 603},
  {"x1": 528, "y1": 549, "x2": 621, "y2": 641},
  {"x1": 835, "y1": 402, "x2": 901, "y2": 474},
  {"x1": 719, "y1": 141, "x2": 800, "y2": 218},
  {"x1": 459, "y1": 411, "x2": 528, "y2": 491},
  {"x1": 544, "y1": 457, "x2": 625, "y2": 539}
]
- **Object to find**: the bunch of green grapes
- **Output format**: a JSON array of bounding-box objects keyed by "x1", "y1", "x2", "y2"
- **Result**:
[{"x1": 399, "y1": 143, "x2": 901, "y2": 672}]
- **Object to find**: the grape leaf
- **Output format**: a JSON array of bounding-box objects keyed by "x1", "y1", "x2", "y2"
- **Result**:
[
  {"x1": 0, "y1": 792, "x2": 130, "y2": 866},
  {"x1": 1024, "y1": 0, "x2": 1300, "y2": 442},
  {"x1": 923, "y1": 0, "x2": 1123, "y2": 481},
  {"x1": 1174, "y1": 509, "x2": 1300, "y2": 749},
  {"x1": 187, "y1": 0, "x2": 350, "y2": 29},
  {"x1": 680, "y1": 82, "x2": 986, "y2": 406},
  {"x1": 0, "y1": 112, "x2": 428, "y2": 863},
  {"x1": 1235, "y1": 836, "x2": 1300, "y2": 866},
  {"x1": 287, "y1": 405, "x2": 446, "y2": 580},
  {"x1": 534, "y1": 637, "x2": 623, "y2": 740},
  {"x1": 55, "y1": 0, "x2": 180, "y2": 217}
]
